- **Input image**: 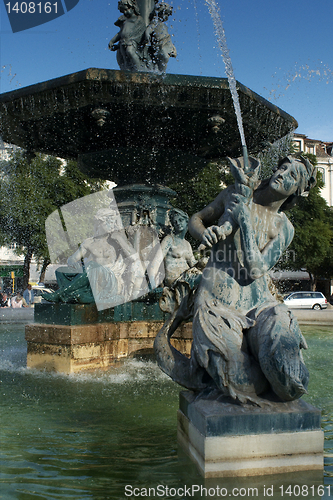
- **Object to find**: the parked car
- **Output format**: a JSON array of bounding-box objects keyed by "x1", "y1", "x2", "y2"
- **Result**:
[
  {"x1": 283, "y1": 291, "x2": 328, "y2": 310},
  {"x1": 32, "y1": 285, "x2": 54, "y2": 304}
]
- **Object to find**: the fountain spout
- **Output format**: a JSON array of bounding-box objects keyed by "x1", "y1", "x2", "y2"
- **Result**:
[{"x1": 242, "y1": 144, "x2": 249, "y2": 171}]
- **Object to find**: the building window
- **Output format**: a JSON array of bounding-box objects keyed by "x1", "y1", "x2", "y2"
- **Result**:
[
  {"x1": 306, "y1": 145, "x2": 315, "y2": 154},
  {"x1": 293, "y1": 141, "x2": 302, "y2": 152}
]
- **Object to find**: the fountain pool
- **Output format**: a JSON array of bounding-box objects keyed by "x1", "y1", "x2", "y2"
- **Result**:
[{"x1": 0, "y1": 322, "x2": 332, "y2": 499}]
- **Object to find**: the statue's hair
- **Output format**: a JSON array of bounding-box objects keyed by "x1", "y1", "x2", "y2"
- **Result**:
[
  {"x1": 156, "y1": 2, "x2": 173, "y2": 16},
  {"x1": 94, "y1": 207, "x2": 123, "y2": 231},
  {"x1": 118, "y1": 0, "x2": 140, "y2": 15},
  {"x1": 169, "y1": 207, "x2": 189, "y2": 223}
]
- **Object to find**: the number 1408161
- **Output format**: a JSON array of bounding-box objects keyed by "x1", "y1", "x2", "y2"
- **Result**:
[
  {"x1": 5, "y1": 2, "x2": 58, "y2": 14},
  {"x1": 279, "y1": 485, "x2": 331, "y2": 497}
]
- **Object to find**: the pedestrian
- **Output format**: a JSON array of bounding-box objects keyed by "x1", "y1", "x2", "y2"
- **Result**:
[
  {"x1": 0, "y1": 292, "x2": 10, "y2": 307},
  {"x1": 23, "y1": 284, "x2": 35, "y2": 307},
  {"x1": 10, "y1": 293, "x2": 28, "y2": 308}
]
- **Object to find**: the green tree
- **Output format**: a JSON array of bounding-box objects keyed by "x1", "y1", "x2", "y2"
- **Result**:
[
  {"x1": 258, "y1": 133, "x2": 294, "y2": 179},
  {"x1": 169, "y1": 161, "x2": 227, "y2": 216},
  {"x1": 0, "y1": 151, "x2": 106, "y2": 288}
]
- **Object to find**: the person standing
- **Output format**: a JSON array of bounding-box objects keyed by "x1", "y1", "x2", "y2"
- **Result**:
[{"x1": 23, "y1": 284, "x2": 35, "y2": 307}]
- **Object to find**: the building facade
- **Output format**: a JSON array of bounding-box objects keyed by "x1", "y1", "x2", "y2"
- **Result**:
[{"x1": 293, "y1": 133, "x2": 333, "y2": 207}]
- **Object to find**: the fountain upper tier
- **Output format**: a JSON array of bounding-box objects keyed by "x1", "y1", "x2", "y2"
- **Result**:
[{"x1": 0, "y1": 68, "x2": 297, "y2": 185}]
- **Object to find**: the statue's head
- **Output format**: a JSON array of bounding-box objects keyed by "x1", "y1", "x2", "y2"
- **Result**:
[
  {"x1": 272, "y1": 155, "x2": 317, "y2": 210},
  {"x1": 169, "y1": 208, "x2": 189, "y2": 237},
  {"x1": 118, "y1": 0, "x2": 140, "y2": 16},
  {"x1": 94, "y1": 207, "x2": 123, "y2": 236},
  {"x1": 156, "y1": 2, "x2": 173, "y2": 20}
]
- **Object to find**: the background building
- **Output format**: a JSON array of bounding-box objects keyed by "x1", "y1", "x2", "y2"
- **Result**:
[{"x1": 293, "y1": 133, "x2": 333, "y2": 207}]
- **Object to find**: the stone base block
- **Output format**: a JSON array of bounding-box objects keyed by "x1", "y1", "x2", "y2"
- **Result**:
[
  {"x1": 25, "y1": 320, "x2": 192, "y2": 373},
  {"x1": 178, "y1": 391, "x2": 324, "y2": 478}
]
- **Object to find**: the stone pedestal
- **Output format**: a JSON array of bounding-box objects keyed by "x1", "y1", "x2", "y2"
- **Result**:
[
  {"x1": 178, "y1": 391, "x2": 324, "y2": 478},
  {"x1": 25, "y1": 303, "x2": 192, "y2": 373}
]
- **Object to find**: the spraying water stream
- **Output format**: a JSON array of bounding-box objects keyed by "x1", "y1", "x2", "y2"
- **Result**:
[{"x1": 205, "y1": 0, "x2": 249, "y2": 168}]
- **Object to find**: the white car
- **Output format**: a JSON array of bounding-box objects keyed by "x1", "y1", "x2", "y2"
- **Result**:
[{"x1": 283, "y1": 291, "x2": 328, "y2": 310}]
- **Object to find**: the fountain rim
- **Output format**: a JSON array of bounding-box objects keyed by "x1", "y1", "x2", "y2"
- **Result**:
[{"x1": 0, "y1": 67, "x2": 298, "y2": 129}]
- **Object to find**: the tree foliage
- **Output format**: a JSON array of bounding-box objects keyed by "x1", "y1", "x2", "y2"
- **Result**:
[
  {"x1": 0, "y1": 151, "x2": 106, "y2": 287},
  {"x1": 169, "y1": 161, "x2": 227, "y2": 217}
]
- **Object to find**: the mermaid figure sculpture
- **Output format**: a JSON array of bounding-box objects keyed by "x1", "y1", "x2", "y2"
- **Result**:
[{"x1": 154, "y1": 155, "x2": 317, "y2": 404}]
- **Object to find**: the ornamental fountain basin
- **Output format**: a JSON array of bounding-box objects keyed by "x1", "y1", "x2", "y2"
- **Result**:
[{"x1": 0, "y1": 68, "x2": 297, "y2": 185}]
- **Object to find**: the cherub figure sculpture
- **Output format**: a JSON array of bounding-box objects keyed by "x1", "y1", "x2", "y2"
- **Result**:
[
  {"x1": 145, "y1": 2, "x2": 177, "y2": 72},
  {"x1": 153, "y1": 208, "x2": 205, "y2": 314},
  {"x1": 159, "y1": 208, "x2": 197, "y2": 287},
  {"x1": 109, "y1": 0, "x2": 147, "y2": 72},
  {"x1": 109, "y1": 0, "x2": 176, "y2": 73}
]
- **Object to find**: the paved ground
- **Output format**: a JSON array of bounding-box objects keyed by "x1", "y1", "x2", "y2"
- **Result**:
[
  {"x1": 292, "y1": 306, "x2": 333, "y2": 326},
  {"x1": 0, "y1": 305, "x2": 332, "y2": 327}
]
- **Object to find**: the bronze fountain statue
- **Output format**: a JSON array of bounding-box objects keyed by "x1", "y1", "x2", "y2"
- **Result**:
[
  {"x1": 154, "y1": 155, "x2": 317, "y2": 404},
  {"x1": 109, "y1": 0, "x2": 176, "y2": 73}
]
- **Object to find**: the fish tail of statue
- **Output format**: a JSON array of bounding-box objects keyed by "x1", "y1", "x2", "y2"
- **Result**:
[
  {"x1": 154, "y1": 310, "x2": 208, "y2": 391},
  {"x1": 246, "y1": 304, "x2": 310, "y2": 401}
]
